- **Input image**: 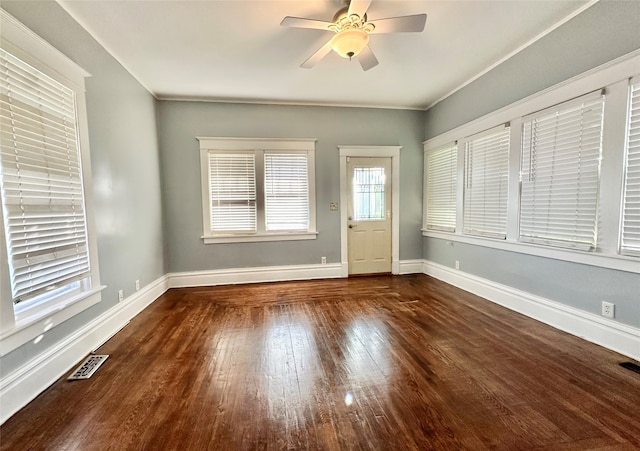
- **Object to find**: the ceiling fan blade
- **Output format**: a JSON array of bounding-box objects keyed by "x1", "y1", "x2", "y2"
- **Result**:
[
  {"x1": 369, "y1": 14, "x2": 427, "y2": 34},
  {"x1": 301, "y1": 40, "x2": 333, "y2": 69},
  {"x1": 347, "y1": 0, "x2": 372, "y2": 18},
  {"x1": 281, "y1": 16, "x2": 334, "y2": 30},
  {"x1": 358, "y1": 45, "x2": 378, "y2": 71}
]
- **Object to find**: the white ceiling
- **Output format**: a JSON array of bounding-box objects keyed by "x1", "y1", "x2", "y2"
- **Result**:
[{"x1": 58, "y1": 0, "x2": 593, "y2": 110}]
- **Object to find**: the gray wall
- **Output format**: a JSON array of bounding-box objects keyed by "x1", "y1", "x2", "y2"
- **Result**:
[
  {"x1": 423, "y1": 0, "x2": 640, "y2": 328},
  {"x1": 157, "y1": 101, "x2": 424, "y2": 272},
  {"x1": 0, "y1": 1, "x2": 165, "y2": 375}
]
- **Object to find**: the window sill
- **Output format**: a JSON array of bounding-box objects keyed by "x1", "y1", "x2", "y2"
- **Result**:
[
  {"x1": 203, "y1": 231, "x2": 319, "y2": 244},
  {"x1": 422, "y1": 229, "x2": 639, "y2": 274},
  {"x1": 0, "y1": 286, "x2": 105, "y2": 357}
]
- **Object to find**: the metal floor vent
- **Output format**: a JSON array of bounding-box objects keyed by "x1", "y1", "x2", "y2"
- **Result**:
[
  {"x1": 620, "y1": 362, "x2": 640, "y2": 375},
  {"x1": 68, "y1": 355, "x2": 109, "y2": 380}
]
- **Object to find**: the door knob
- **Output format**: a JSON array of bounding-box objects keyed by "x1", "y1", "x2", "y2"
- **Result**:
[{"x1": 349, "y1": 224, "x2": 357, "y2": 228}]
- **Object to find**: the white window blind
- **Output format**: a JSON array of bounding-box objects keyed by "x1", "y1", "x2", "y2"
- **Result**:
[
  {"x1": 621, "y1": 78, "x2": 640, "y2": 256},
  {"x1": 208, "y1": 152, "x2": 256, "y2": 233},
  {"x1": 519, "y1": 91, "x2": 604, "y2": 250},
  {"x1": 264, "y1": 153, "x2": 309, "y2": 231},
  {"x1": 0, "y1": 48, "x2": 90, "y2": 302},
  {"x1": 426, "y1": 143, "x2": 457, "y2": 232},
  {"x1": 463, "y1": 125, "x2": 510, "y2": 238}
]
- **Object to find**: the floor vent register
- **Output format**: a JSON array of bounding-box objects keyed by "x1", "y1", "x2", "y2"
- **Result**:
[
  {"x1": 68, "y1": 355, "x2": 109, "y2": 380},
  {"x1": 620, "y1": 361, "x2": 640, "y2": 375}
]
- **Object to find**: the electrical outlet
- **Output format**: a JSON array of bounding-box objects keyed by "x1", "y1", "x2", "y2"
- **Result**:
[
  {"x1": 321, "y1": 256, "x2": 327, "y2": 264},
  {"x1": 601, "y1": 301, "x2": 615, "y2": 319},
  {"x1": 135, "y1": 280, "x2": 140, "y2": 291},
  {"x1": 118, "y1": 290, "x2": 124, "y2": 302},
  {"x1": 455, "y1": 260, "x2": 460, "y2": 270}
]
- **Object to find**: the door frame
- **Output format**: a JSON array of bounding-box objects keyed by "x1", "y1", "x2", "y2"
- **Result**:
[{"x1": 338, "y1": 146, "x2": 401, "y2": 277}]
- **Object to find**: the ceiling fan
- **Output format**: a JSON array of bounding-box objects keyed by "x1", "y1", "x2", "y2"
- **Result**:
[{"x1": 280, "y1": 0, "x2": 427, "y2": 71}]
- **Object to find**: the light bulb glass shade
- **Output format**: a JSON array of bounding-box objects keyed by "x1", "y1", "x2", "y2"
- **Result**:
[{"x1": 330, "y1": 29, "x2": 369, "y2": 59}]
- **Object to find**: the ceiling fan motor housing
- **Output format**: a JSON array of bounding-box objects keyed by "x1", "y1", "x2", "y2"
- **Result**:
[
  {"x1": 331, "y1": 29, "x2": 369, "y2": 59},
  {"x1": 328, "y1": 8, "x2": 375, "y2": 59}
]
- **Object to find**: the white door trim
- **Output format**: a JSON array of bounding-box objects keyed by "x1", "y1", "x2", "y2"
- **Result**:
[{"x1": 339, "y1": 146, "x2": 401, "y2": 277}]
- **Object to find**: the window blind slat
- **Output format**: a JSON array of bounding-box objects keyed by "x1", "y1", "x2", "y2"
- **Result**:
[
  {"x1": 13, "y1": 261, "x2": 89, "y2": 297},
  {"x1": 519, "y1": 92, "x2": 604, "y2": 250},
  {"x1": 1, "y1": 127, "x2": 78, "y2": 155},
  {"x1": 0, "y1": 113, "x2": 77, "y2": 143},
  {"x1": 0, "y1": 48, "x2": 90, "y2": 302},
  {"x1": 0, "y1": 56, "x2": 76, "y2": 118}
]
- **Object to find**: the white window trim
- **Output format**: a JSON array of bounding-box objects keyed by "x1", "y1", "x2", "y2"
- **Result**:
[
  {"x1": 197, "y1": 137, "x2": 317, "y2": 244},
  {"x1": 0, "y1": 9, "x2": 104, "y2": 356},
  {"x1": 422, "y1": 49, "x2": 640, "y2": 274}
]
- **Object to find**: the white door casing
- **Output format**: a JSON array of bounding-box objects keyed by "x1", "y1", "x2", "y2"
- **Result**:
[{"x1": 339, "y1": 146, "x2": 401, "y2": 277}]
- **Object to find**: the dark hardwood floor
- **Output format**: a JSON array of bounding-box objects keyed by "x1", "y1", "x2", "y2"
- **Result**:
[{"x1": 1, "y1": 274, "x2": 639, "y2": 450}]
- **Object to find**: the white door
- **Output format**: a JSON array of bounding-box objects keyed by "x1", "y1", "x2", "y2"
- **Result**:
[{"x1": 347, "y1": 157, "x2": 392, "y2": 275}]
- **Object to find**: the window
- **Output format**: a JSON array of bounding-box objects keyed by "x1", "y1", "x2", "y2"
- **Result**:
[
  {"x1": 265, "y1": 153, "x2": 309, "y2": 231},
  {"x1": 462, "y1": 125, "x2": 510, "y2": 238},
  {"x1": 353, "y1": 167, "x2": 385, "y2": 220},
  {"x1": 423, "y1": 51, "x2": 639, "y2": 273},
  {"x1": 425, "y1": 142, "x2": 457, "y2": 232},
  {"x1": 209, "y1": 153, "x2": 257, "y2": 232},
  {"x1": 621, "y1": 77, "x2": 640, "y2": 256},
  {"x1": 520, "y1": 91, "x2": 604, "y2": 250},
  {"x1": 0, "y1": 10, "x2": 102, "y2": 355},
  {"x1": 198, "y1": 138, "x2": 317, "y2": 243},
  {"x1": 0, "y1": 48, "x2": 90, "y2": 302}
]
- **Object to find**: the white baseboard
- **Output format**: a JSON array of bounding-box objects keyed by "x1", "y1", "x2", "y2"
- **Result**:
[
  {"x1": 423, "y1": 260, "x2": 640, "y2": 361},
  {"x1": 0, "y1": 275, "x2": 169, "y2": 425},
  {"x1": 398, "y1": 259, "x2": 424, "y2": 274},
  {"x1": 168, "y1": 260, "x2": 425, "y2": 287},
  {"x1": 168, "y1": 263, "x2": 344, "y2": 288}
]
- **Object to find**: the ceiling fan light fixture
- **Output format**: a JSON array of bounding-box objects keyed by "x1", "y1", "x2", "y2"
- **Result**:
[{"x1": 330, "y1": 28, "x2": 369, "y2": 59}]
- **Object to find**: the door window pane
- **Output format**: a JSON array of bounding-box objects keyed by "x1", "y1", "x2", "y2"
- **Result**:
[{"x1": 353, "y1": 167, "x2": 385, "y2": 220}]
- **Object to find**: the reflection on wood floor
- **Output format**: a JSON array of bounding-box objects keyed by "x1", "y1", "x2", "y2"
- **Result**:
[{"x1": 2, "y1": 274, "x2": 639, "y2": 450}]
